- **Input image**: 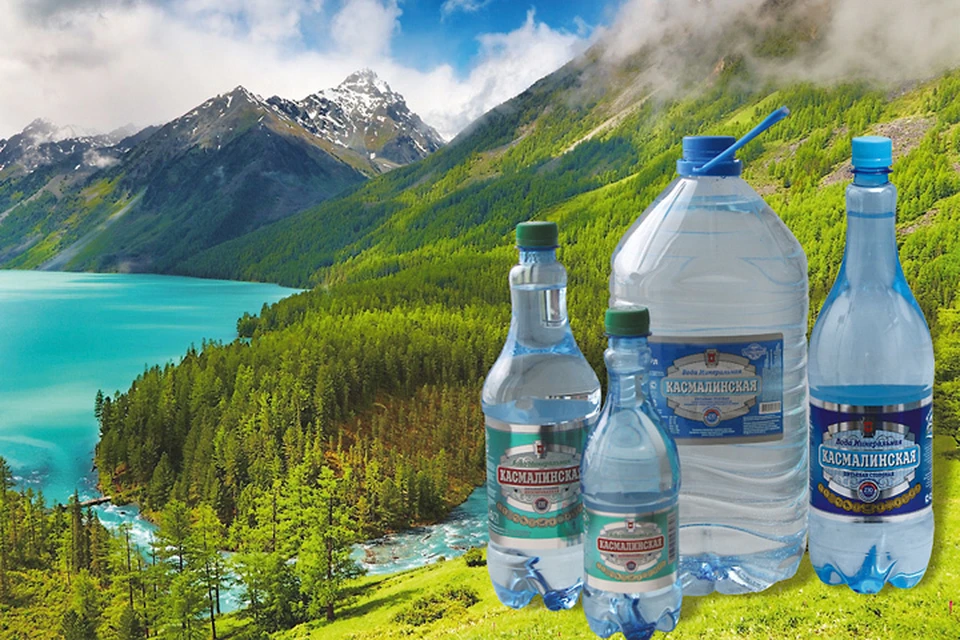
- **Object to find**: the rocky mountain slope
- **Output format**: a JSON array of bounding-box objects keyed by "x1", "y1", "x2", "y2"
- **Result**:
[
  {"x1": 268, "y1": 69, "x2": 445, "y2": 169},
  {"x1": 0, "y1": 71, "x2": 442, "y2": 273}
]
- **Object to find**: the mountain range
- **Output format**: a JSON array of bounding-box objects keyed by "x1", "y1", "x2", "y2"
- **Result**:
[{"x1": 0, "y1": 70, "x2": 442, "y2": 273}]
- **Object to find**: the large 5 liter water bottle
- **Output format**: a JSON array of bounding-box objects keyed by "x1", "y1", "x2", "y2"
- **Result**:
[
  {"x1": 610, "y1": 109, "x2": 809, "y2": 595},
  {"x1": 482, "y1": 221, "x2": 602, "y2": 610},
  {"x1": 582, "y1": 307, "x2": 681, "y2": 640},
  {"x1": 808, "y1": 136, "x2": 934, "y2": 593}
]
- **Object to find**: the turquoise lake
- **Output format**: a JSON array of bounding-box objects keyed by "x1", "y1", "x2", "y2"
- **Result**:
[
  {"x1": 0, "y1": 270, "x2": 488, "y2": 583},
  {"x1": 0, "y1": 271, "x2": 297, "y2": 543}
]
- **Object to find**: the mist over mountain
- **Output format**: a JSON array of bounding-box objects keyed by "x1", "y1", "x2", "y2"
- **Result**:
[{"x1": 0, "y1": 118, "x2": 141, "y2": 176}]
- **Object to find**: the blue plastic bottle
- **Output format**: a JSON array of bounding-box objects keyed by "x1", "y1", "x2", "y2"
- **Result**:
[
  {"x1": 582, "y1": 307, "x2": 681, "y2": 640},
  {"x1": 610, "y1": 110, "x2": 809, "y2": 595},
  {"x1": 482, "y1": 221, "x2": 602, "y2": 610},
  {"x1": 808, "y1": 136, "x2": 935, "y2": 593}
]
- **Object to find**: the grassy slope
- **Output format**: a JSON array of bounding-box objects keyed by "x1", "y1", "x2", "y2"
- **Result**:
[{"x1": 257, "y1": 437, "x2": 960, "y2": 640}]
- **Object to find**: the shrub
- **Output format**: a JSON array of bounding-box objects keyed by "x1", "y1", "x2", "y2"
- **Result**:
[
  {"x1": 463, "y1": 547, "x2": 486, "y2": 567},
  {"x1": 392, "y1": 585, "x2": 480, "y2": 627}
]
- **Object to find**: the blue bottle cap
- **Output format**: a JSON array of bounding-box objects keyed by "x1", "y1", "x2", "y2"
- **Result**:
[
  {"x1": 677, "y1": 136, "x2": 742, "y2": 177},
  {"x1": 851, "y1": 136, "x2": 892, "y2": 170}
]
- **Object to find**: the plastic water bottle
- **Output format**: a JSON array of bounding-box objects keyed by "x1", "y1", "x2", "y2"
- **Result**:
[
  {"x1": 610, "y1": 108, "x2": 809, "y2": 595},
  {"x1": 808, "y1": 136, "x2": 934, "y2": 593},
  {"x1": 582, "y1": 307, "x2": 681, "y2": 640},
  {"x1": 482, "y1": 221, "x2": 602, "y2": 610}
]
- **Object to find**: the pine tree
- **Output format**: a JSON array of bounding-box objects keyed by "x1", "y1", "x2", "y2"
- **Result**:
[
  {"x1": 153, "y1": 500, "x2": 207, "y2": 639},
  {"x1": 60, "y1": 610, "x2": 86, "y2": 640},
  {"x1": 191, "y1": 504, "x2": 225, "y2": 640},
  {"x1": 148, "y1": 453, "x2": 176, "y2": 511},
  {"x1": 69, "y1": 571, "x2": 102, "y2": 639},
  {"x1": 156, "y1": 500, "x2": 191, "y2": 574},
  {"x1": 68, "y1": 491, "x2": 89, "y2": 574},
  {"x1": 94, "y1": 389, "x2": 105, "y2": 422},
  {"x1": 116, "y1": 605, "x2": 144, "y2": 640},
  {"x1": 233, "y1": 551, "x2": 301, "y2": 633},
  {"x1": 297, "y1": 466, "x2": 363, "y2": 621},
  {"x1": 164, "y1": 571, "x2": 207, "y2": 640},
  {"x1": 88, "y1": 509, "x2": 111, "y2": 579}
]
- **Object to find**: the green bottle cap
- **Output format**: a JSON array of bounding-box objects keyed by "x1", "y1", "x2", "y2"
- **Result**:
[
  {"x1": 516, "y1": 221, "x2": 559, "y2": 249},
  {"x1": 605, "y1": 306, "x2": 651, "y2": 337}
]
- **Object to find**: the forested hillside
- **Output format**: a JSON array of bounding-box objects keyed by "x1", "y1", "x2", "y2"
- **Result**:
[{"x1": 84, "y1": 34, "x2": 960, "y2": 639}]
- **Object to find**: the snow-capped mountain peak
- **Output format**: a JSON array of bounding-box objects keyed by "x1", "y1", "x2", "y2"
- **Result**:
[
  {"x1": 21, "y1": 118, "x2": 101, "y2": 145},
  {"x1": 0, "y1": 118, "x2": 132, "y2": 175},
  {"x1": 266, "y1": 69, "x2": 445, "y2": 167},
  {"x1": 340, "y1": 68, "x2": 394, "y2": 95},
  {"x1": 228, "y1": 85, "x2": 267, "y2": 106}
]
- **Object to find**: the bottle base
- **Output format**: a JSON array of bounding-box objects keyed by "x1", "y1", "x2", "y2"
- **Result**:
[
  {"x1": 487, "y1": 544, "x2": 582, "y2": 611},
  {"x1": 679, "y1": 544, "x2": 804, "y2": 595},
  {"x1": 583, "y1": 585, "x2": 681, "y2": 640},
  {"x1": 809, "y1": 508, "x2": 933, "y2": 594},
  {"x1": 813, "y1": 547, "x2": 927, "y2": 594},
  {"x1": 490, "y1": 579, "x2": 581, "y2": 611}
]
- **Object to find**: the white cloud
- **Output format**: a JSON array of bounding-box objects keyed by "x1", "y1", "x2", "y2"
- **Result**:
[
  {"x1": 171, "y1": 0, "x2": 321, "y2": 44},
  {"x1": 440, "y1": 0, "x2": 492, "y2": 18},
  {"x1": 600, "y1": 0, "x2": 960, "y2": 92},
  {"x1": 331, "y1": 0, "x2": 401, "y2": 59},
  {"x1": 397, "y1": 9, "x2": 591, "y2": 139},
  {"x1": 0, "y1": 1, "x2": 591, "y2": 142}
]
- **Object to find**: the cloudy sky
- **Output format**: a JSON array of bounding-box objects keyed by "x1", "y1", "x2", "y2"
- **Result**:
[{"x1": 0, "y1": 0, "x2": 624, "y2": 141}]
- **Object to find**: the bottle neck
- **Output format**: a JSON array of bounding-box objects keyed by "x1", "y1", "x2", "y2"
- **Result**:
[
  {"x1": 604, "y1": 337, "x2": 650, "y2": 409},
  {"x1": 852, "y1": 171, "x2": 889, "y2": 188},
  {"x1": 519, "y1": 248, "x2": 557, "y2": 264},
  {"x1": 844, "y1": 170, "x2": 898, "y2": 286},
  {"x1": 509, "y1": 248, "x2": 569, "y2": 349}
]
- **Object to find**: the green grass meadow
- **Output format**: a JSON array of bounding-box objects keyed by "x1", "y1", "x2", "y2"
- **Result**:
[{"x1": 266, "y1": 436, "x2": 960, "y2": 640}]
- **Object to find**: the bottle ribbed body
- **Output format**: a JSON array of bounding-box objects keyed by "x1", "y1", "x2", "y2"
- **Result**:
[
  {"x1": 610, "y1": 176, "x2": 809, "y2": 595},
  {"x1": 808, "y1": 171, "x2": 935, "y2": 593},
  {"x1": 482, "y1": 248, "x2": 601, "y2": 610}
]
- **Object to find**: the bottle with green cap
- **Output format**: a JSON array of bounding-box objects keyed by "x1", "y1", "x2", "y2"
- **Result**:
[
  {"x1": 482, "y1": 220, "x2": 601, "y2": 611},
  {"x1": 808, "y1": 136, "x2": 935, "y2": 593},
  {"x1": 581, "y1": 306, "x2": 681, "y2": 640}
]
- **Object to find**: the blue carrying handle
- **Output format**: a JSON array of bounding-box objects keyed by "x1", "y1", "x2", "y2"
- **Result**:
[{"x1": 693, "y1": 106, "x2": 791, "y2": 175}]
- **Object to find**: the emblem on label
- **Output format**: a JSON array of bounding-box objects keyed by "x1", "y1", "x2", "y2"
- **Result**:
[
  {"x1": 496, "y1": 440, "x2": 581, "y2": 514},
  {"x1": 648, "y1": 334, "x2": 784, "y2": 443},
  {"x1": 584, "y1": 506, "x2": 677, "y2": 594},
  {"x1": 810, "y1": 396, "x2": 933, "y2": 518},
  {"x1": 486, "y1": 417, "x2": 586, "y2": 549}
]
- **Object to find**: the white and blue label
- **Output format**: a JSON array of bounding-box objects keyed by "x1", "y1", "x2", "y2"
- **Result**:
[
  {"x1": 647, "y1": 334, "x2": 784, "y2": 443},
  {"x1": 810, "y1": 396, "x2": 933, "y2": 518}
]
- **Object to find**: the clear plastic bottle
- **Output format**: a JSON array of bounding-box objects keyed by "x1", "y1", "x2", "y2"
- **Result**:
[
  {"x1": 582, "y1": 307, "x2": 681, "y2": 640},
  {"x1": 808, "y1": 136, "x2": 934, "y2": 593},
  {"x1": 482, "y1": 221, "x2": 602, "y2": 610},
  {"x1": 610, "y1": 133, "x2": 809, "y2": 595}
]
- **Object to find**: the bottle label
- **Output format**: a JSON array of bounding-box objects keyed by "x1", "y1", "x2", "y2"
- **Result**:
[
  {"x1": 485, "y1": 417, "x2": 585, "y2": 548},
  {"x1": 647, "y1": 334, "x2": 784, "y2": 443},
  {"x1": 810, "y1": 396, "x2": 933, "y2": 518},
  {"x1": 584, "y1": 505, "x2": 678, "y2": 593}
]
